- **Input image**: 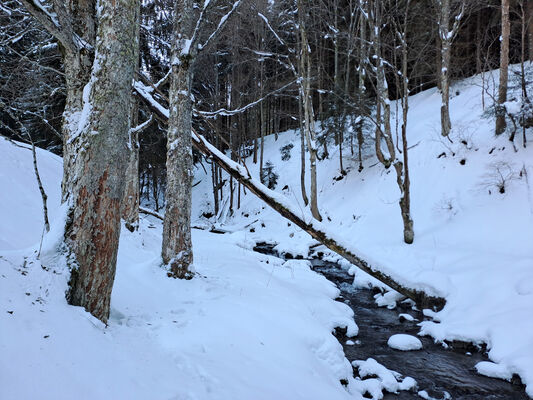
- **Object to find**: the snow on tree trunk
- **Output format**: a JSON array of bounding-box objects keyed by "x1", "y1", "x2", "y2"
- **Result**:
[
  {"x1": 298, "y1": 0, "x2": 322, "y2": 222},
  {"x1": 439, "y1": 0, "x2": 452, "y2": 137},
  {"x1": 161, "y1": 0, "x2": 194, "y2": 278},
  {"x1": 496, "y1": 0, "x2": 510, "y2": 135},
  {"x1": 122, "y1": 124, "x2": 140, "y2": 232},
  {"x1": 58, "y1": 0, "x2": 98, "y2": 201},
  {"x1": 66, "y1": 0, "x2": 140, "y2": 323}
]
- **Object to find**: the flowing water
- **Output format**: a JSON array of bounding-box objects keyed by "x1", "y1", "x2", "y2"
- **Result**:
[{"x1": 253, "y1": 243, "x2": 528, "y2": 400}]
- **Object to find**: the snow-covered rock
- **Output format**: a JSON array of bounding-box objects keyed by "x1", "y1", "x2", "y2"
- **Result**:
[{"x1": 387, "y1": 334, "x2": 423, "y2": 351}]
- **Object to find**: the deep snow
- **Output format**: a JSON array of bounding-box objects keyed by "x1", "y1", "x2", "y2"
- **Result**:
[
  {"x1": 0, "y1": 137, "x2": 373, "y2": 399},
  {"x1": 1, "y1": 63, "x2": 532, "y2": 399},
  {"x1": 192, "y1": 64, "x2": 533, "y2": 396}
]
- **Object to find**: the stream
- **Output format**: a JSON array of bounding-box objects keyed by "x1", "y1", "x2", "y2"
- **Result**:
[{"x1": 253, "y1": 242, "x2": 528, "y2": 400}]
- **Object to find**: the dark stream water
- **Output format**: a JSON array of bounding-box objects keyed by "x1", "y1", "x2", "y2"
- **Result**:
[{"x1": 253, "y1": 243, "x2": 528, "y2": 400}]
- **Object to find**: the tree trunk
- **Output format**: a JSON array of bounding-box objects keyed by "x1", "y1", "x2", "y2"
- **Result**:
[
  {"x1": 162, "y1": 0, "x2": 194, "y2": 278},
  {"x1": 496, "y1": 0, "x2": 510, "y2": 135},
  {"x1": 439, "y1": 0, "x2": 452, "y2": 137},
  {"x1": 66, "y1": 0, "x2": 140, "y2": 323},
  {"x1": 299, "y1": 93, "x2": 309, "y2": 206},
  {"x1": 122, "y1": 19, "x2": 141, "y2": 232},
  {"x1": 524, "y1": 0, "x2": 533, "y2": 61},
  {"x1": 122, "y1": 94, "x2": 141, "y2": 232},
  {"x1": 298, "y1": 0, "x2": 322, "y2": 221}
]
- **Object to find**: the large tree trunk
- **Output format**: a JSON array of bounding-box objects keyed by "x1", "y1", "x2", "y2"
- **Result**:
[
  {"x1": 66, "y1": 0, "x2": 140, "y2": 323},
  {"x1": 496, "y1": 0, "x2": 510, "y2": 135},
  {"x1": 161, "y1": 0, "x2": 194, "y2": 278}
]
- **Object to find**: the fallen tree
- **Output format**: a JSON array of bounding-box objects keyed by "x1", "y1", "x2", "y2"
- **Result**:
[{"x1": 134, "y1": 81, "x2": 446, "y2": 311}]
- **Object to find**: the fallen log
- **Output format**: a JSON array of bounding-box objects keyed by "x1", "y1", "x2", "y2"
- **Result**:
[{"x1": 134, "y1": 81, "x2": 446, "y2": 310}]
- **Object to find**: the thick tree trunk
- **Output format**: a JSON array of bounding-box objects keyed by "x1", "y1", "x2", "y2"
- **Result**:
[
  {"x1": 162, "y1": 0, "x2": 194, "y2": 278},
  {"x1": 66, "y1": 0, "x2": 139, "y2": 323},
  {"x1": 496, "y1": 0, "x2": 510, "y2": 135}
]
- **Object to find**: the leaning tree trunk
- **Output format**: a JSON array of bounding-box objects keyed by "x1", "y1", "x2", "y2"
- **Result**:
[
  {"x1": 496, "y1": 0, "x2": 510, "y2": 135},
  {"x1": 162, "y1": 0, "x2": 194, "y2": 278},
  {"x1": 66, "y1": 0, "x2": 140, "y2": 323},
  {"x1": 134, "y1": 80, "x2": 445, "y2": 311}
]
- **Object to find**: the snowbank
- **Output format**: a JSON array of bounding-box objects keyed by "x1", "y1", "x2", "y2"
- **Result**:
[
  {"x1": 0, "y1": 138, "x2": 363, "y2": 399},
  {"x1": 192, "y1": 64, "x2": 533, "y2": 396}
]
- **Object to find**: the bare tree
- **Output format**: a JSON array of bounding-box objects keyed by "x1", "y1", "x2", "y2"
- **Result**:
[
  {"x1": 297, "y1": 0, "x2": 322, "y2": 221},
  {"x1": 496, "y1": 0, "x2": 510, "y2": 135},
  {"x1": 435, "y1": 0, "x2": 465, "y2": 137}
]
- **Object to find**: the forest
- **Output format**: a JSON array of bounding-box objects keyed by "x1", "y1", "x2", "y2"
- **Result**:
[{"x1": 1, "y1": 0, "x2": 533, "y2": 399}]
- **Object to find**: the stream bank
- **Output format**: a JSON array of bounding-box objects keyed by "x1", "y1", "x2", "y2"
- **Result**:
[{"x1": 253, "y1": 242, "x2": 528, "y2": 400}]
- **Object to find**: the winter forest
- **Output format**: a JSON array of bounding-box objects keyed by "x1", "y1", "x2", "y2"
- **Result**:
[{"x1": 1, "y1": 0, "x2": 533, "y2": 398}]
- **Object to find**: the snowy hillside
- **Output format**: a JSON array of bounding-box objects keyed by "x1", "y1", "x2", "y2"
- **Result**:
[
  {"x1": 192, "y1": 66, "x2": 533, "y2": 396},
  {"x1": 0, "y1": 136, "x2": 366, "y2": 399}
]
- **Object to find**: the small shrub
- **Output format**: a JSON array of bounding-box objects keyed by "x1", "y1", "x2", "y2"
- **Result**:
[
  {"x1": 261, "y1": 161, "x2": 279, "y2": 189},
  {"x1": 280, "y1": 143, "x2": 294, "y2": 161}
]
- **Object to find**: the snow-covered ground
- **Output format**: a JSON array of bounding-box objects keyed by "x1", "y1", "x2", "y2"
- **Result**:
[
  {"x1": 1, "y1": 64, "x2": 532, "y2": 399},
  {"x1": 192, "y1": 65, "x2": 533, "y2": 396},
  {"x1": 0, "y1": 137, "x2": 369, "y2": 399}
]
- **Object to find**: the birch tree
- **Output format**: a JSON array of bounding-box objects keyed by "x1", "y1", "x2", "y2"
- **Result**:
[{"x1": 435, "y1": 0, "x2": 465, "y2": 137}]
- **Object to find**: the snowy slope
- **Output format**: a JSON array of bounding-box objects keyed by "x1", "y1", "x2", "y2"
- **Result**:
[
  {"x1": 0, "y1": 138, "x2": 62, "y2": 250},
  {"x1": 0, "y1": 138, "x2": 370, "y2": 399},
  {"x1": 192, "y1": 65, "x2": 533, "y2": 396}
]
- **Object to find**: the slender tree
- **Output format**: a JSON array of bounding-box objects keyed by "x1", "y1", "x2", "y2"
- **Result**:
[{"x1": 496, "y1": 0, "x2": 510, "y2": 135}]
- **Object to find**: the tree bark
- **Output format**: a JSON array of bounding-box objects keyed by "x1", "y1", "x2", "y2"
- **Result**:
[
  {"x1": 524, "y1": 0, "x2": 533, "y2": 61},
  {"x1": 122, "y1": 18, "x2": 142, "y2": 232},
  {"x1": 496, "y1": 0, "x2": 510, "y2": 135},
  {"x1": 162, "y1": 0, "x2": 194, "y2": 278},
  {"x1": 298, "y1": 0, "x2": 322, "y2": 222},
  {"x1": 66, "y1": 0, "x2": 140, "y2": 323},
  {"x1": 439, "y1": 0, "x2": 452, "y2": 137}
]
